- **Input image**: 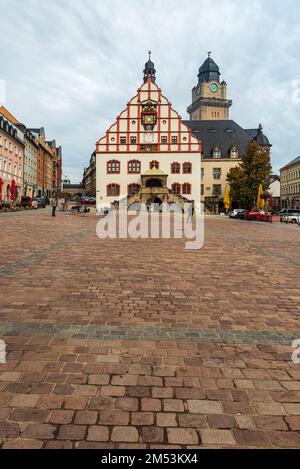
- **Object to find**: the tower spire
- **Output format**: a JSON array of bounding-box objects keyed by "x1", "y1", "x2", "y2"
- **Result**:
[{"x1": 143, "y1": 51, "x2": 156, "y2": 84}]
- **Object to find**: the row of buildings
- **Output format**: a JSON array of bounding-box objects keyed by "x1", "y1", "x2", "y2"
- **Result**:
[
  {"x1": 0, "y1": 106, "x2": 62, "y2": 202},
  {"x1": 82, "y1": 53, "x2": 274, "y2": 212}
]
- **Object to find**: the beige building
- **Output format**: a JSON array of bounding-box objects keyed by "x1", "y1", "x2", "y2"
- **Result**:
[
  {"x1": 95, "y1": 54, "x2": 201, "y2": 211},
  {"x1": 184, "y1": 54, "x2": 271, "y2": 212},
  {"x1": 82, "y1": 151, "x2": 96, "y2": 196},
  {"x1": 280, "y1": 156, "x2": 300, "y2": 209}
]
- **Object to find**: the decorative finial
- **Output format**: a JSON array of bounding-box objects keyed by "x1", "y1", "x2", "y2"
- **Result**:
[
  {"x1": 148, "y1": 50, "x2": 152, "y2": 61},
  {"x1": 208, "y1": 51, "x2": 212, "y2": 58}
]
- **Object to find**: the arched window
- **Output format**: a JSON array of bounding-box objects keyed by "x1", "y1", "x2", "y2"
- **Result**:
[
  {"x1": 182, "y1": 183, "x2": 191, "y2": 195},
  {"x1": 171, "y1": 162, "x2": 180, "y2": 174},
  {"x1": 107, "y1": 160, "x2": 120, "y2": 174},
  {"x1": 171, "y1": 183, "x2": 181, "y2": 194},
  {"x1": 149, "y1": 160, "x2": 159, "y2": 169},
  {"x1": 213, "y1": 147, "x2": 221, "y2": 158},
  {"x1": 128, "y1": 183, "x2": 140, "y2": 195},
  {"x1": 128, "y1": 160, "x2": 141, "y2": 174},
  {"x1": 183, "y1": 162, "x2": 192, "y2": 174},
  {"x1": 107, "y1": 183, "x2": 120, "y2": 197},
  {"x1": 230, "y1": 146, "x2": 239, "y2": 158}
]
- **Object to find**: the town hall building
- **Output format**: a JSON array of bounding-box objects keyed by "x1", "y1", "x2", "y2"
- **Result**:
[{"x1": 95, "y1": 53, "x2": 201, "y2": 212}]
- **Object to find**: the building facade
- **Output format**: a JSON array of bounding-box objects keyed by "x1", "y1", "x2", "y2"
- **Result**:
[
  {"x1": 185, "y1": 54, "x2": 271, "y2": 212},
  {"x1": 0, "y1": 106, "x2": 62, "y2": 199},
  {"x1": 0, "y1": 112, "x2": 24, "y2": 202},
  {"x1": 280, "y1": 156, "x2": 300, "y2": 209},
  {"x1": 46, "y1": 140, "x2": 63, "y2": 193},
  {"x1": 82, "y1": 151, "x2": 96, "y2": 196},
  {"x1": 30, "y1": 128, "x2": 53, "y2": 197},
  {"x1": 96, "y1": 54, "x2": 201, "y2": 211}
]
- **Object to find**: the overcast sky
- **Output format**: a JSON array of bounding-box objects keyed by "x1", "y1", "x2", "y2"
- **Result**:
[{"x1": 1, "y1": 0, "x2": 300, "y2": 182}]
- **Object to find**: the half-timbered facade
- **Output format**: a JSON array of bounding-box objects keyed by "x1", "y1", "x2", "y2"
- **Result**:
[{"x1": 96, "y1": 54, "x2": 201, "y2": 210}]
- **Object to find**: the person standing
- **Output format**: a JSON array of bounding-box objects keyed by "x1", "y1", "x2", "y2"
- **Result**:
[{"x1": 51, "y1": 195, "x2": 58, "y2": 217}]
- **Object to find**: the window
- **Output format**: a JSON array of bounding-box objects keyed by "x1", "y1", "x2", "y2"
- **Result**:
[
  {"x1": 182, "y1": 183, "x2": 191, "y2": 195},
  {"x1": 171, "y1": 183, "x2": 181, "y2": 194},
  {"x1": 172, "y1": 136, "x2": 178, "y2": 144},
  {"x1": 130, "y1": 136, "x2": 137, "y2": 144},
  {"x1": 139, "y1": 144, "x2": 158, "y2": 152},
  {"x1": 230, "y1": 146, "x2": 239, "y2": 158},
  {"x1": 107, "y1": 160, "x2": 120, "y2": 174},
  {"x1": 213, "y1": 168, "x2": 221, "y2": 179},
  {"x1": 120, "y1": 137, "x2": 126, "y2": 145},
  {"x1": 201, "y1": 168, "x2": 204, "y2": 179},
  {"x1": 213, "y1": 184, "x2": 222, "y2": 196},
  {"x1": 183, "y1": 162, "x2": 192, "y2": 174},
  {"x1": 201, "y1": 184, "x2": 204, "y2": 196},
  {"x1": 128, "y1": 183, "x2": 140, "y2": 195},
  {"x1": 171, "y1": 162, "x2": 180, "y2": 174},
  {"x1": 161, "y1": 136, "x2": 167, "y2": 144},
  {"x1": 107, "y1": 183, "x2": 120, "y2": 197},
  {"x1": 149, "y1": 160, "x2": 159, "y2": 169},
  {"x1": 213, "y1": 147, "x2": 221, "y2": 158},
  {"x1": 128, "y1": 160, "x2": 141, "y2": 174}
]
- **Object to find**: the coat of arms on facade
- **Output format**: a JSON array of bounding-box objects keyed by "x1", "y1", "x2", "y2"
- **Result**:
[{"x1": 141, "y1": 101, "x2": 157, "y2": 130}]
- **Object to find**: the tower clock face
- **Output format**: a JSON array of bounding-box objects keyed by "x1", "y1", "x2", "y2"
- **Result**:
[{"x1": 210, "y1": 83, "x2": 218, "y2": 93}]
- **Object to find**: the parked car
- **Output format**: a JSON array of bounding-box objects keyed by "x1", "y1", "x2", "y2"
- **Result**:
[
  {"x1": 245, "y1": 211, "x2": 272, "y2": 222},
  {"x1": 281, "y1": 213, "x2": 300, "y2": 224},
  {"x1": 229, "y1": 209, "x2": 247, "y2": 219},
  {"x1": 32, "y1": 197, "x2": 46, "y2": 208},
  {"x1": 80, "y1": 196, "x2": 96, "y2": 205},
  {"x1": 279, "y1": 209, "x2": 300, "y2": 220}
]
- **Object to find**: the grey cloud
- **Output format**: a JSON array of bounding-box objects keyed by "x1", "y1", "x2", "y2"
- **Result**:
[{"x1": 1, "y1": 0, "x2": 300, "y2": 181}]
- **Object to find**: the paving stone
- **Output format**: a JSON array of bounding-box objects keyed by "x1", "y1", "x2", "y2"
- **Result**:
[
  {"x1": 156, "y1": 413, "x2": 177, "y2": 427},
  {"x1": 234, "y1": 429, "x2": 270, "y2": 447},
  {"x1": 178, "y1": 414, "x2": 207, "y2": 428},
  {"x1": 141, "y1": 427, "x2": 164, "y2": 443},
  {"x1": 111, "y1": 426, "x2": 139, "y2": 442},
  {"x1": 22, "y1": 423, "x2": 56, "y2": 439},
  {"x1": 267, "y1": 430, "x2": 300, "y2": 447},
  {"x1": 57, "y1": 425, "x2": 86, "y2": 440},
  {"x1": 207, "y1": 414, "x2": 235, "y2": 429},
  {"x1": 254, "y1": 416, "x2": 288, "y2": 431},
  {"x1": 187, "y1": 400, "x2": 222, "y2": 414},
  {"x1": 132, "y1": 412, "x2": 154, "y2": 426},
  {"x1": 200, "y1": 429, "x2": 236, "y2": 446},
  {"x1": 87, "y1": 426, "x2": 109, "y2": 442},
  {"x1": 167, "y1": 428, "x2": 199, "y2": 445}
]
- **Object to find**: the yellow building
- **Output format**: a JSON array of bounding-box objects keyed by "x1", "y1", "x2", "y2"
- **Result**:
[
  {"x1": 184, "y1": 54, "x2": 271, "y2": 212},
  {"x1": 280, "y1": 156, "x2": 300, "y2": 209}
]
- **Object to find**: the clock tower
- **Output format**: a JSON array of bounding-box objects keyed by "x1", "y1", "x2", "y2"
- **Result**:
[{"x1": 187, "y1": 53, "x2": 232, "y2": 121}]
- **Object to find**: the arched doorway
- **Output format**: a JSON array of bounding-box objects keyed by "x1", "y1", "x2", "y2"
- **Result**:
[
  {"x1": 146, "y1": 178, "x2": 163, "y2": 188},
  {"x1": 147, "y1": 197, "x2": 162, "y2": 212},
  {"x1": 6, "y1": 185, "x2": 10, "y2": 198}
]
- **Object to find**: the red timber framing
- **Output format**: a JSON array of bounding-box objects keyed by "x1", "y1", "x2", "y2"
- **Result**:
[{"x1": 96, "y1": 79, "x2": 202, "y2": 156}]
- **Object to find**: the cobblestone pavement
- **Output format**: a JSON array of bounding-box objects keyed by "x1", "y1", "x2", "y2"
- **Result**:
[{"x1": 0, "y1": 209, "x2": 300, "y2": 448}]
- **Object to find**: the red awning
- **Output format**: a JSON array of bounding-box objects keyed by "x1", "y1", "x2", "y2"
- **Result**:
[{"x1": 10, "y1": 179, "x2": 16, "y2": 201}]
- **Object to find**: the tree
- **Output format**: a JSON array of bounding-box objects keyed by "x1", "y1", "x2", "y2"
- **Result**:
[{"x1": 227, "y1": 142, "x2": 272, "y2": 209}]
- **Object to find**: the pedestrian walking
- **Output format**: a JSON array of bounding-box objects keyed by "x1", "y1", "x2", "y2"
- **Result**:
[{"x1": 51, "y1": 195, "x2": 58, "y2": 217}]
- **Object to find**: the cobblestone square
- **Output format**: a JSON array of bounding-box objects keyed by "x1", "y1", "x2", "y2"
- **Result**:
[{"x1": 0, "y1": 209, "x2": 300, "y2": 448}]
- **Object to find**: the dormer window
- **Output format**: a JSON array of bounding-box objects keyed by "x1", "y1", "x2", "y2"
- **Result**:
[
  {"x1": 230, "y1": 146, "x2": 239, "y2": 158},
  {"x1": 213, "y1": 146, "x2": 221, "y2": 158}
]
